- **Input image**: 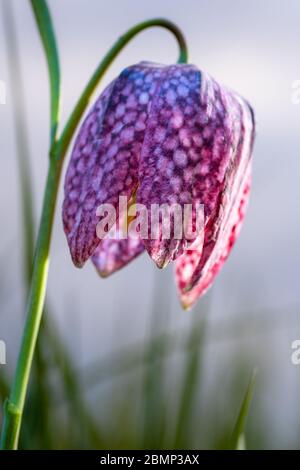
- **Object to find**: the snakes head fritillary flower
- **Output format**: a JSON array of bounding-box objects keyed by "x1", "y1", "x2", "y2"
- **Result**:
[{"x1": 62, "y1": 61, "x2": 255, "y2": 309}]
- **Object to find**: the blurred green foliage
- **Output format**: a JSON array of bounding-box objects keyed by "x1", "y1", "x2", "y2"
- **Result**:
[{"x1": 0, "y1": 305, "x2": 258, "y2": 449}]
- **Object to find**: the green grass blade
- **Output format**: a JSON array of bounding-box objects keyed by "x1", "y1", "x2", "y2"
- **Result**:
[
  {"x1": 30, "y1": 0, "x2": 60, "y2": 143},
  {"x1": 0, "y1": 375, "x2": 9, "y2": 405},
  {"x1": 173, "y1": 316, "x2": 206, "y2": 449},
  {"x1": 41, "y1": 313, "x2": 103, "y2": 448},
  {"x1": 229, "y1": 369, "x2": 257, "y2": 450},
  {"x1": 2, "y1": 0, "x2": 35, "y2": 283},
  {"x1": 141, "y1": 271, "x2": 171, "y2": 449}
]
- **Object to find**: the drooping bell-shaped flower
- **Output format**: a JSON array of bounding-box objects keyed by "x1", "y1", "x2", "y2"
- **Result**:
[{"x1": 63, "y1": 61, "x2": 255, "y2": 309}]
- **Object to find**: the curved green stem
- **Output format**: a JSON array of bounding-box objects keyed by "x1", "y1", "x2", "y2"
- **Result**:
[
  {"x1": 58, "y1": 17, "x2": 188, "y2": 156},
  {"x1": 0, "y1": 6, "x2": 188, "y2": 450}
]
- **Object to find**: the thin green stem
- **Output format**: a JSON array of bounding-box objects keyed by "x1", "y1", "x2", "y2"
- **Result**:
[
  {"x1": 30, "y1": 0, "x2": 60, "y2": 144},
  {"x1": 0, "y1": 157, "x2": 62, "y2": 449},
  {"x1": 0, "y1": 7, "x2": 188, "y2": 449}
]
